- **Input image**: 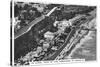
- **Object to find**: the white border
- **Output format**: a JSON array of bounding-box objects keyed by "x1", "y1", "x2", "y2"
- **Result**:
[
  {"x1": 0, "y1": 0, "x2": 100, "y2": 67},
  {"x1": 14, "y1": 0, "x2": 98, "y2": 6}
]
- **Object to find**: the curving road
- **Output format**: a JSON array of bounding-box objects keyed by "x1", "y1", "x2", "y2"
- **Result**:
[
  {"x1": 14, "y1": 7, "x2": 58, "y2": 39},
  {"x1": 14, "y1": 15, "x2": 45, "y2": 39}
]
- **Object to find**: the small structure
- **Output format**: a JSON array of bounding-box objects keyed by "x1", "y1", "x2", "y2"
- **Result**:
[
  {"x1": 44, "y1": 31, "x2": 54, "y2": 40},
  {"x1": 53, "y1": 21, "x2": 60, "y2": 27},
  {"x1": 36, "y1": 46, "x2": 43, "y2": 53},
  {"x1": 51, "y1": 46, "x2": 58, "y2": 50}
]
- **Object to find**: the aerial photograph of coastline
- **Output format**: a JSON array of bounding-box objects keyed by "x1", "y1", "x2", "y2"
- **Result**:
[{"x1": 10, "y1": 1, "x2": 96, "y2": 65}]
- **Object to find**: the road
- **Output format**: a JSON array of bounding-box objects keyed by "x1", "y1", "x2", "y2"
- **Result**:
[
  {"x1": 14, "y1": 7, "x2": 58, "y2": 39},
  {"x1": 14, "y1": 15, "x2": 45, "y2": 39}
]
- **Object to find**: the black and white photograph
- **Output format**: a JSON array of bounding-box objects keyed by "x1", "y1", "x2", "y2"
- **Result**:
[{"x1": 10, "y1": 0, "x2": 97, "y2": 66}]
